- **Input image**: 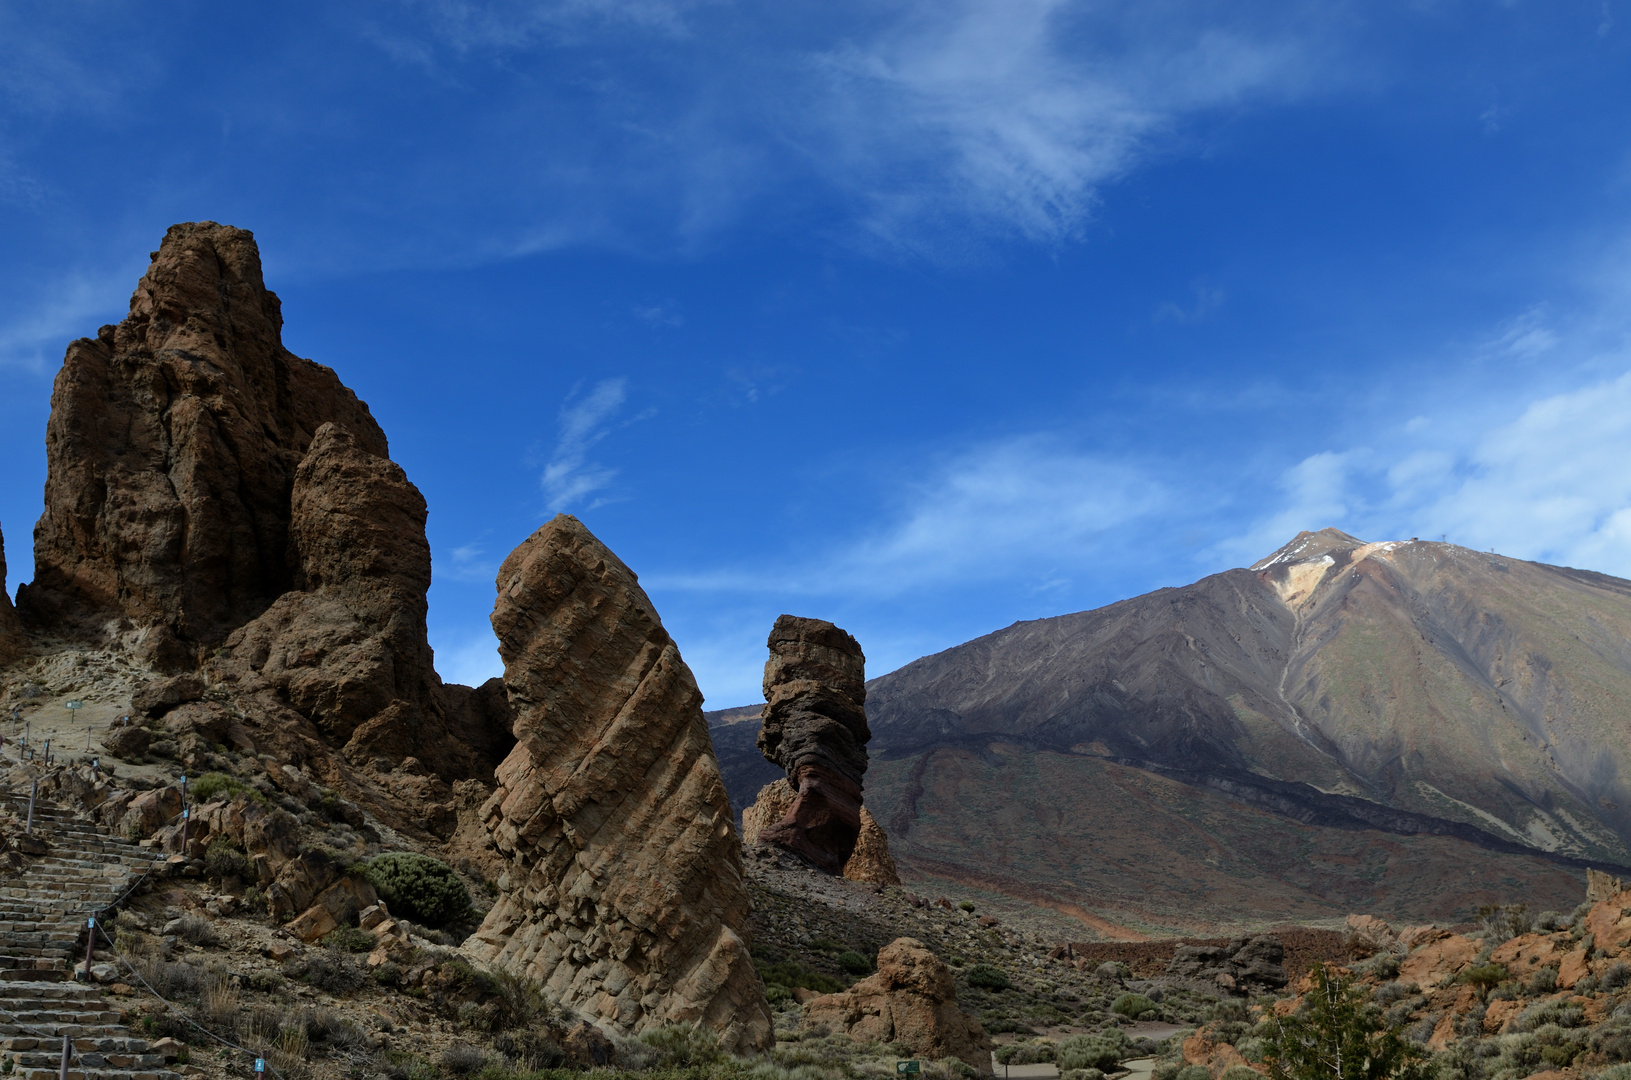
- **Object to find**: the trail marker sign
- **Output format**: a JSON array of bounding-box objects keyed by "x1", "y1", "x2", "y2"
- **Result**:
[{"x1": 897, "y1": 1062, "x2": 921, "y2": 1075}]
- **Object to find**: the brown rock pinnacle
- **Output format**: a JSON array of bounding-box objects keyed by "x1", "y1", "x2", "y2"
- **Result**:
[
  {"x1": 468, "y1": 515, "x2": 771, "y2": 1053},
  {"x1": 0, "y1": 523, "x2": 24, "y2": 663},
  {"x1": 19, "y1": 222, "x2": 386, "y2": 666},
  {"x1": 752, "y1": 615, "x2": 886, "y2": 874}
]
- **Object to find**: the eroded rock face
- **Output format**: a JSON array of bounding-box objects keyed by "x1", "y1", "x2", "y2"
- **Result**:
[
  {"x1": 803, "y1": 938, "x2": 991, "y2": 1071},
  {"x1": 0, "y1": 524, "x2": 23, "y2": 663},
  {"x1": 1166, "y1": 935, "x2": 1287, "y2": 993},
  {"x1": 19, "y1": 222, "x2": 387, "y2": 665},
  {"x1": 467, "y1": 514, "x2": 770, "y2": 1053},
  {"x1": 754, "y1": 615, "x2": 874, "y2": 873}
]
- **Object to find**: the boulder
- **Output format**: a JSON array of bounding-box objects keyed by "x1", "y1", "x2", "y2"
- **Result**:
[
  {"x1": 753, "y1": 615, "x2": 888, "y2": 874},
  {"x1": 1344, "y1": 913, "x2": 1400, "y2": 957},
  {"x1": 466, "y1": 514, "x2": 770, "y2": 1053},
  {"x1": 116, "y1": 786, "x2": 183, "y2": 840},
  {"x1": 101, "y1": 721, "x2": 152, "y2": 760},
  {"x1": 286, "y1": 875, "x2": 380, "y2": 942},
  {"x1": 802, "y1": 938, "x2": 992, "y2": 1072},
  {"x1": 1398, "y1": 933, "x2": 1478, "y2": 990},
  {"x1": 132, "y1": 675, "x2": 206, "y2": 717}
]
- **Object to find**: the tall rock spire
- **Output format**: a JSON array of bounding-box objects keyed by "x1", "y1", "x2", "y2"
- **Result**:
[
  {"x1": 19, "y1": 222, "x2": 385, "y2": 666},
  {"x1": 469, "y1": 515, "x2": 771, "y2": 1053}
]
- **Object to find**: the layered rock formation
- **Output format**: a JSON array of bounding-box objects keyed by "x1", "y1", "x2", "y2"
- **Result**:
[
  {"x1": 18, "y1": 222, "x2": 386, "y2": 667},
  {"x1": 467, "y1": 515, "x2": 770, "y2": 1053},
  {"x1": 752, "y1": 616, "x2": 879, "y2": 874},
  {"x1": 0, "y1": 524, "x2": 23, "y2": 663},
  {"x1": 803, "y1": 938, "x2": 991, "y2": 1071}
]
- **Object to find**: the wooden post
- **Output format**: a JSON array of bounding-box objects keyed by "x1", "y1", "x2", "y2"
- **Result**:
[{"x1": 58, "y1": 1031, "x2": 71, "y2": 1080}]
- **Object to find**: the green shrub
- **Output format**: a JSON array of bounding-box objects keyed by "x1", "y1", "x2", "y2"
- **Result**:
[
  {"x1": 637, "y1": 1023, "x2": 724, "y2": 1067},
  {"x1": 322, "y1": 926, "x2": 376, "y2": 953},
  {"x1": 765, "y1": 984, "x2": 792, "y2": 1006},
  {"x1": 958, "y1": 900, "x2": 977, "y2": 912},
  {"x1": 966, "y1": 964, "x2": 1011, "y2": 990},
  {"x1": 1059, "y1": 1031, "x2": 1129, "y2": 1072},
  {"x1": 1062, "y1": 1070, "x2": 1106, "y2": 1080},
  {"x1": 363, "y1": 853, "x2": 472, "y2": 927},
  {"x1": 1112, "y1": 993, "x2": 1158, "y2": 1020},
  {"x1": 1219, "y1": 1068, "x2": 1261, "y2": 1080},
  {"x1": 756, "y1": 958, "x2": 844, "y2": 994},
  {"x1": 1458, "y1": 963, "x2": 1508, "y2": 995},
  {"x1": 189, "y1": 772, "x2": 260, "y2": 804},
  {"x1": 807, "y1": 938, "x2": 845, "y2": 952},
  {"x1": 838, "y1": 950, "x2": 872, "y2": 975},
  {"x1": 202, "y1": 837, "x2": 250, "y2": 881}
]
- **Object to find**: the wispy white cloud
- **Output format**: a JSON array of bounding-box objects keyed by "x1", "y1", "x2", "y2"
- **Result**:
[
  {"x1": 801, "y1": 2, "x2": 1312, "y2": 253},
  {"x1": 0, "y1": 270, "x2": 130, "y2": 372},
  {"x1": 541, "y1": 378, "x2": 629, "y2": 511},
  {"x1": 653, "y1": 436, "x2": 1177, "y2": 595},
  {"x1": 430, "y1": 627, "x2": 505, "y2": 687}
]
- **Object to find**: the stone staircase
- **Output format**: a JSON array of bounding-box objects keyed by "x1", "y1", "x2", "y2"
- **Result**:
[{"x1": 1, "y1": 787, "x2": 179, "y2": 1080}]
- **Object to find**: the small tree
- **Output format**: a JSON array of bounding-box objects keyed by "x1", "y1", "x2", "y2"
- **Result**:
[{"x1": 1263, "y1": 962, "x2": 1425, "y2": 1080}]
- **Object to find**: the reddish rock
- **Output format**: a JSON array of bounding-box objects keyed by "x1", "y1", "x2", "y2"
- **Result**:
[
  {"x1": 18, "y1": 222, "x2": 387, "y2": 662},
  {"x1": 467, "y1": 515, "x2": 770, "y2": 1053},
  {"x1": 754, "y1": 615, "x2": 875, "y2": 874},
  {"x1": 1489, "y1": 932, "x2": 1565, "y2": 979},
  {"x1": 1559, "y1": 947, "x2": 1591, "y2": 989},
  {"x1": 803, "y1": 938, "x2": 992, "y2": 1072},
  {"x1": 1400, "y1": 933, "x2": 1478, "y2": 990}
]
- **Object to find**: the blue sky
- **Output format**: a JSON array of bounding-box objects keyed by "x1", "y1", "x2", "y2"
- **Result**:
[{"x1": 4, "y1": 1, "x2": 1631, "y2": 705}]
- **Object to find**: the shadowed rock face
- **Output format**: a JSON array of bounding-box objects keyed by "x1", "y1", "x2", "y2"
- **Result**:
[
  {"x1": 201, "y1": 423, "x2": 504, "y2": 784},
  {"x1": 469, "y1": 514, "x2": 770, "y2": 1053},
  {"x1": 18, "y1": 222, "x2": 386, "y2": 666},
  {"x1": 754, "y1": 615, "x2": 872, "y2": 873},
  {"x1": 0, "y1": 524, "x2": 23, "y2": 663}
]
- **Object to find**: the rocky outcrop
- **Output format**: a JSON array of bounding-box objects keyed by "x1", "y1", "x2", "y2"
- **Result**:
[
  {"x1": 0, "y1": 524, "x2": 23, "y2": 663},
  {"x1": 753, "y1": 615, "x2": 876, "y2": 874},
  {"x1": 203, "y1": 422, "x2": 496, "y2": 781},
  {"x1": 1166, "y1": 935, "x2": 1287, "y2": 993},
  {"x1": 467, "y1": 514, "x2": 771, "y2": 1053},
  {"x1": 842, "y1": 807, "x2": 901, "y2": 885},
  {"x1": 18, "y1": 222, "x2": 387, "y2": 666},
  {"x1": 803, "y1": 938, "x2": 991, "y2": 1071}
]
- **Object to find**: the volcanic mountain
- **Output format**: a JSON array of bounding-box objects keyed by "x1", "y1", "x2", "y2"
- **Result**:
[{"x1": 710, "y1": 530, "x2": 1631, "y2": 931}]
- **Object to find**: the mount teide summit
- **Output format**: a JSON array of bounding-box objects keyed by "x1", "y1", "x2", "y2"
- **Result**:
[{"x1": 715, "y1": 529, "x2": 1631, "y2": 929}]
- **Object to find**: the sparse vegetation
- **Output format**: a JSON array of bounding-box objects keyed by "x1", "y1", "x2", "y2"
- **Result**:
[
  {"x1": 965, "y1": 964, "x2": 1011, "y2": 991},
  {"x1": 1263, "y1": 962, "x2": 1424, "y2": 1080}
]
